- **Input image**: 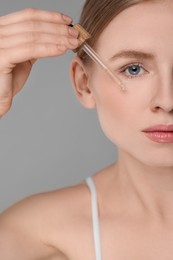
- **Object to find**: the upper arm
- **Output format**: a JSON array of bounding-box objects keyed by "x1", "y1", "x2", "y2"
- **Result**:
[
  {"x1": 0, "y1": 196, "x2": 58, "y2": 260},
  {"x1": 0, "y1": 184, "x2": 86, "y2": 260},
  {"x1": 0, "y1": 221, "x2": 38, "y2": 260}
]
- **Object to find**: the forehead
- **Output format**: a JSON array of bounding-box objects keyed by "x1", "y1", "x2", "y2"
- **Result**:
[{"x1": 95, "y1": 1, "x2": 173, "y2": 58}]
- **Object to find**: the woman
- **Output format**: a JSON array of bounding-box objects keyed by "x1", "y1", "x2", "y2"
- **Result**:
[{"x1": 1, "y1": 0, "x2": 173, "y2": 259}]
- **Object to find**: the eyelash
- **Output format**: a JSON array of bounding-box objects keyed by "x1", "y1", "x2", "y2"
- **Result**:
[{"x1": 119, "y1": 63, "x2": 147, "y2": 79}]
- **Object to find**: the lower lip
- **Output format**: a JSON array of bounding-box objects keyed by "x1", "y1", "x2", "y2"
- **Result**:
[{"x1": 143, "y1": 131, "x2": 173, "y2": 143}]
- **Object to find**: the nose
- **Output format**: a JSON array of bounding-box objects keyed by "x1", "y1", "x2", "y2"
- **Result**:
[{"x1": 150, "y1": 74, "x2": 173, "y2": 113}]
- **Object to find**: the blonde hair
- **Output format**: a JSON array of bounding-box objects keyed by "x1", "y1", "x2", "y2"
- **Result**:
[{"x1": 78, "y1": 0, "x2": 157, "y2": 64}]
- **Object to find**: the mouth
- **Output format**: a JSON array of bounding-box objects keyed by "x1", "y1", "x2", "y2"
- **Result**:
[{"x1": 142, "y1": 125, "x2": 173, "y2": 143}]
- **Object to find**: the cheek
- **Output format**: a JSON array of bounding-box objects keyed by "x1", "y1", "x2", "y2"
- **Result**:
[
  {"x1": 92, "y1": 80, "x2": 133, "y2": 144},
  {"x1": 89, "y1": 69, "x2": 146, "y2": 145}
]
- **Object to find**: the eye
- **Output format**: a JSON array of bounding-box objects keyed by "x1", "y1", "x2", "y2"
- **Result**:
[{"x1": 119, "y1": 63, "x2": 147, "y2": 79}]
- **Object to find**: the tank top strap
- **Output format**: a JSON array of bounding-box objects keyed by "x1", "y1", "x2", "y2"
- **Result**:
[{"x1": 85, "y1": 176, "x2": 102, "y2": 260}]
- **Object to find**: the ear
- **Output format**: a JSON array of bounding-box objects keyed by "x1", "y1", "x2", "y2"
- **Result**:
[{"x1": 70, "y1": 56, "x2": 96, "y2": 109}]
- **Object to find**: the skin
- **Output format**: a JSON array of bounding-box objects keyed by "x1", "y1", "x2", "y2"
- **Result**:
[
  {"x1": 1, "y1": 1, "x2": 173, "y2": 259},
  {"x1": 0, "y1": 8, "x2": 79, "y2": 116}
]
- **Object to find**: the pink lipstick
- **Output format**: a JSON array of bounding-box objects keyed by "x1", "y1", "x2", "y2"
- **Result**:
[{"x1": 142, "y1": 125, "x2": 173, "y2": 143}]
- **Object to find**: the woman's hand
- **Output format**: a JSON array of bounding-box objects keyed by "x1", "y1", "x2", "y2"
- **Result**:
[{"x1": 0, "y1": 8, "x2": 79, "y2": 117}]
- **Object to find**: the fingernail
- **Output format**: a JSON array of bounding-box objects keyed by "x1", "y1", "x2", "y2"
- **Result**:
[
  {"x1": 69, "y1": 38, "x2": 79, "y2": 46},
  {"x1": 62, "y1": 14, "x2": 72, "y2": 24},
  {"x1": 68, "y1": 27, "x2": 79, "y2": 37}
]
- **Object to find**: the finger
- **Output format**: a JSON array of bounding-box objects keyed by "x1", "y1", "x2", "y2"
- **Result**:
[
  {"x1": 0, "y1": 42, "x2": 78, "y2": 68},
  {"x1": 0, "y1": 33, "x2": 79, "y2": 49},
  {"x1": 0, "y1": 73, "x2": 13, "y2": 116},
  {"x1": 0, "y1": 22, "x2": 78, "y2": 38},
  {"x1": 0, "y1": 8, "x2": 72, "y2": 26}
]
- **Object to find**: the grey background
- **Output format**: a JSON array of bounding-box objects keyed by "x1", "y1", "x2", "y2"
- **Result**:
[{"x1": 0, "y1": 0, "x2": 117, "y2": 212}]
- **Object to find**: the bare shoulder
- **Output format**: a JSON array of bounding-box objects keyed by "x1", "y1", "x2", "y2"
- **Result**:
[
  {"x1": 0, "y1": 164, "x2": 116, "y2": 259},
  {"x1": 0, "y1": 180, "x2": 89, "y2": 225},
  {"x1": 0, "y1": 179, "x2": 92, "y2": 259}
]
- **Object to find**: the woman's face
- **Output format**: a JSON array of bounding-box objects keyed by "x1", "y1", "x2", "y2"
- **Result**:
[{"x1": 88, "y1": 0, "x2": 173, "y2": 167}]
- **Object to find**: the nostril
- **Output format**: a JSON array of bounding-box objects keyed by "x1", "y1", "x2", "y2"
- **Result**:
[
  {"x1": 152, "y1": 105, "x2": 173, "y2": 113},
  {"x1": 152, "y1": 106, "x2": 160, "y2": 112}
]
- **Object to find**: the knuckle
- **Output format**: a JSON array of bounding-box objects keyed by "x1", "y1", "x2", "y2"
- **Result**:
[
  {"x1": 61, "y1": 25, "x2": 70, "y2": 36},
  {"x1": 25, "y1": 42, "x2": 35, "y2": 55},
  {"x1": 58, "y1": 38, "x2": 65, "y2": 46},
  {"x1": 27, "y1": 31, "x2": 38, "y2": 43},
  {"x1": 24, "y1": 8, "x2": 38, "y2": 17},
  {"x1": 45, "y1": 44, "x2": 56, "y2": 55},
  {"x1": 57, "y1": 24, "x2": 68, "y2": 36},
  {"x1": 57, "y1": 44, "x2": 67, "y2": 54},
  {"x1": 26, "y1": 43, "x2": 56, "y2": 57},
  {"x1": 27, "y1": 20, "x2": 37, "y2": 31},
  {"x1": 28, "y1": 42, "x2": 35, "y2": 50},
  {"x1": 54, "y1": 11, "x2": 62, "y2": 21},
  {"x1": 65, "y1": 25, "x2": 69, "y2": 35},
  {"x1": 27, "y1": 20, "x2": 42, "y2": 32},
  {"x1": 46, "y1": 44, "x2": 65, "y2": 56},
  {"x1": 57, "y1": 35, "x2": 69, "y2": 46}
]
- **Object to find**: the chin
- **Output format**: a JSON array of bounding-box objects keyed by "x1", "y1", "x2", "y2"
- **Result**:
[
  {"x1": 141, "y1": 156, "x2": 173, "y2": 168},
  {"x1": 132, "y1": 142, "x2": 173, "y2": 168},
  {"x1": 124, "y1": 149, "x2": 173, "y2": 169}
]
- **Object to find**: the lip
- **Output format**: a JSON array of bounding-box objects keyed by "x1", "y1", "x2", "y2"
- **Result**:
[
  {"x1": 142, "y1": 124, "x2": 173, "y2": 132},
  {"x1": 142, "y1": 124, "x2": 173, "y2": 143}
]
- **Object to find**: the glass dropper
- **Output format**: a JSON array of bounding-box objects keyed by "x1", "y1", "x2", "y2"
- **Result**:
[
  {"x1": 71, "y1": 23, "x2": 126, "y2": 91},
  {"x1": 82, "y1": 42, "x2": 126, "y2": 91}
]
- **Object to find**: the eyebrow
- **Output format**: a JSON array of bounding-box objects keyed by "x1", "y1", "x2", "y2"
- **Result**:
[{"x1": 109, "y1": 49, "x2": 156, "y2": 61}]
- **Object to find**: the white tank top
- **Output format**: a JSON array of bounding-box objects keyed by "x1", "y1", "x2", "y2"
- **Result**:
[{"x1": 85, "y1": 176, "x2": 103, "y2": 260}]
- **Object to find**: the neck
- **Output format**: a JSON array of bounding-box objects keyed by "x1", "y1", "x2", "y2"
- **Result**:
[{"x1": 114, "y1": 149, "x2": 173, "y2": 223}]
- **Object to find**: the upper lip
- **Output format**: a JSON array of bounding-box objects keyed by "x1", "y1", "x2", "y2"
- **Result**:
[{"x1": 142, "y1": 124, "x2": 173, "y2": 132}]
